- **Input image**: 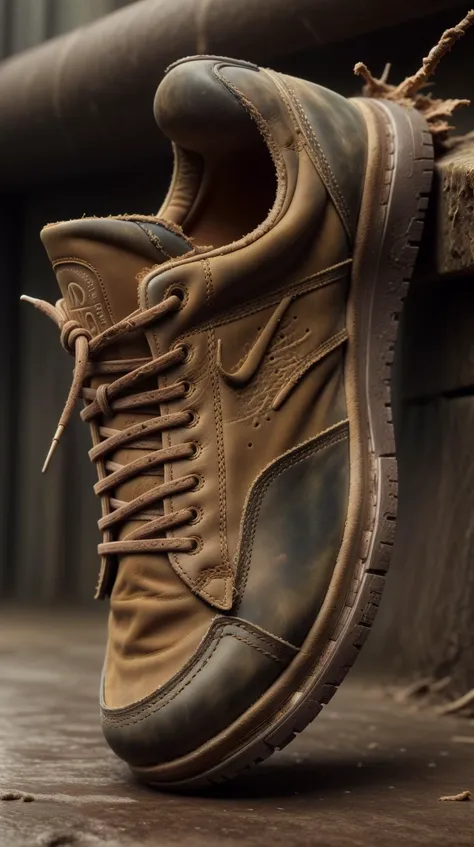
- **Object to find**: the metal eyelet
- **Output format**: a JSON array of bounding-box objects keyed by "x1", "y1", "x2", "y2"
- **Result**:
[
  {"x1": 178, "y1": 343, "x2": 192, "y2": 363},
  {"x1": 184, "y1": 410, "x2": 198, "y2": 428},
  {"x1": 188, "y1": 507, "x2": 201, "y2": 525},
  {"x1": 189, "y1": 474, "x2": 203, "y2": 491},
  {"x1": 187, "y1": 442, "x2": 200, "y2": 459},
  {"x1": 180, "y1": 380, "x2": 193, "y2": 397},
  {"x1": 188, "y1": 536, "x2": 202, "y2": 553},
  {"x1": 166, "y1": 285, "x2": 186, "y2": 307}
]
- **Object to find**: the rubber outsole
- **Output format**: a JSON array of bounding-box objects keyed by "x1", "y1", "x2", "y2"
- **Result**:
[{"x1": 138, "y1": 99, "x2": 434, "y2": 791}]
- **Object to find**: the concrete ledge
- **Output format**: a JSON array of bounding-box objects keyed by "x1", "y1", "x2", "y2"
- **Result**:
[{"x1": 431, "y1": 139, "x2": 474, "y2": 275}]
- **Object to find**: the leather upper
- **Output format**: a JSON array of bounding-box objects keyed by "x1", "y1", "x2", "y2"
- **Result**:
[
  {"x1": 143, "y1": 58, "x2": 363, "y2": 613},
  {"x1": 42, "y1": 54, "x2": 369, "y2": 766}
]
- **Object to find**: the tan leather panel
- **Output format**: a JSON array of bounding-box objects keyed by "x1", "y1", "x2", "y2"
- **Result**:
[
  {"x1": 220, "y1": 290, "x2": 348, "y2": 563},
  {"x1": 104, "y1": 545, "x2": 214, "y2": 708},
  {"x1": 144, "y1": 156, "x2": 350, "y2": 607}
]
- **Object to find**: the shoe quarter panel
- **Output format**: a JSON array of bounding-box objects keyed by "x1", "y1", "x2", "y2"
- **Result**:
[
  {"x1": 220, "y1": 274, "x2": 349, "y2": 562},
  {"x1": 235, "y1": 425, "x2": 350, "y2": 645}
]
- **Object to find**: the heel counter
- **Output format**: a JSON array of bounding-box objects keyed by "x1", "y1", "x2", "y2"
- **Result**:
[{"x1": 276, "y1": 74, "x2": 368, "y2": 243}]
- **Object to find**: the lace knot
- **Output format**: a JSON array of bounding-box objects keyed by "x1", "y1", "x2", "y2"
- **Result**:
[
  {"x1": 96, "y1": 384, "x2": 113, "y2": 418},
  {"x1": 60, "y1": 320, "x2": 92, "y2": 353}
]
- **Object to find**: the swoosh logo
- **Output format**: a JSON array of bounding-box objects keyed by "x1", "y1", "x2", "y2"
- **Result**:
[{"x1": 216, "y1": 295, "x2": 292, "y2": 387}]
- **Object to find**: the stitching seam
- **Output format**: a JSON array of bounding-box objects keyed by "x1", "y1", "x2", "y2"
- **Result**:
[
  {"x1": 103, "y1": 630, "x2": 287, "y2": 726},
  {"x1": 134, "y1": 222, "x2": 171, "y2": 261},
  {"x1": 271, "y1": 74, "x2": 352, "y2": 239},
  {"x1": 236, "y1": 423, "x2": 349, "y2": 599},
  {"x1": 204, "y1": 260, "x2": 232, "y2": 602},
  {"x1": 184, "y1": 262, "x2": 350, "y2": 336},
  {"x1": 168, "y1": 260, "x2": 233, "y2": 608}
]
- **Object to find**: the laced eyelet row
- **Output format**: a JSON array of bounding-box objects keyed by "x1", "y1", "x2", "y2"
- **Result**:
[
  {"x1": 176, "y1": 328, "x2": 202, "y2": 547},
  {"x1": 22, "y1": 286, "x2": 205, "y2": 565}
]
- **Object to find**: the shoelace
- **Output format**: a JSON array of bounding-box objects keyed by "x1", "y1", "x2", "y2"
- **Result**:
[{"x1": 21, "y1": 293, "x2": 199, "y2": 558}]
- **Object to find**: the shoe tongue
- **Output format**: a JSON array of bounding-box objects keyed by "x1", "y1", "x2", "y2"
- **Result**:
[{"x1": 40, "y1": 216, "x2": 193, "y2": 336}]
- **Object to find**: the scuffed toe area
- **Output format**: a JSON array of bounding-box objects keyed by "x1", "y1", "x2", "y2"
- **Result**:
[{"x1": 101, "y1": 617, "x2": 297, "y2": 768}]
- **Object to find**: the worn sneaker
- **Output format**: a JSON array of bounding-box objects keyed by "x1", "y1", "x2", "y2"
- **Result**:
[{"x1": 24, "y1": 56, "x2": 433, "y2": 789}]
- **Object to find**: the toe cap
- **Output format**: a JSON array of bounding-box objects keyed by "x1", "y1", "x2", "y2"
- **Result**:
[{"x1": 101, "y1": 617, "x2": 297, "y2": 768}]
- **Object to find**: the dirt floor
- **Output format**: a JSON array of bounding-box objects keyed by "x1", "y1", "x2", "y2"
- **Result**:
[{"x1": 1, "y1": 610, "x2": 474, "y2": 847}]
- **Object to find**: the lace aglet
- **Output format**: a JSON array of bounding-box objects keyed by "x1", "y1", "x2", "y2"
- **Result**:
[
  {"x1": 42, "y1": 425, "x2": 65, "y2": 473},
  {"x1": 20, "y1": 294, "x2": 40, "y2": 305}
]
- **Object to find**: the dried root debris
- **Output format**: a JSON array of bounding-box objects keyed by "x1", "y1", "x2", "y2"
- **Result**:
[
  {"x1": 394, "y1": 676, "x2": 474, "y2": 718},
  {"x1": 439, "y1": 790, "x2": 471, "y2": 802},
  {"x1": 437, "y1": 687, "x2": 474, "y2": 716},
  {"x1": 354, "y1": 10, "x2": 474, "y2": 144},
  {"x1": 394, "y1": 676, "x2": 434, "y2": 704}
]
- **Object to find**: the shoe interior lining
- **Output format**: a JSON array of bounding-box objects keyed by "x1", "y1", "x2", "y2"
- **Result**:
[{"x1": 180, "y1": 143, "x2": 277, "y2": 248}]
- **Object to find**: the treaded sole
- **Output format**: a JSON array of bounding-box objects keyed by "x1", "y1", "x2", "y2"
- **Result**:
[{"x1": 139, "y1": 99, "x2": 434, "y2": 791}]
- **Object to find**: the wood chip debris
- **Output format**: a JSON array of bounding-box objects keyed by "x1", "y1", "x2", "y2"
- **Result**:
[
  {"x1": 439, "y1": 790, "x2": 471, "y2": 802},
  {"x1": 0, "y1": 791, "x2": 23, "y2": 801},
  {"x1": 0, "y1": 790, "x2": 35, "y2": 802}
]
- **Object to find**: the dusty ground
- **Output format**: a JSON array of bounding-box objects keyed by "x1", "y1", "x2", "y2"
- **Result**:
[{"x1": 1, "y1": 609, "x2": 474, "y2": 847}]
